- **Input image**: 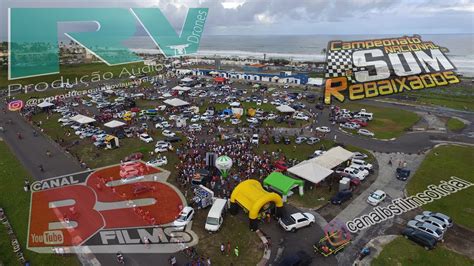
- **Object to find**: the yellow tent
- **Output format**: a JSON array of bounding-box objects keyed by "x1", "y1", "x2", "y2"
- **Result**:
[{"x1": 230, "y1": 179, "x2": 283, "y2": 220}]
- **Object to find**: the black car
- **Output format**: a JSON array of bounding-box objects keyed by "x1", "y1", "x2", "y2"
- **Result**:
[
  {"x1": 396, "y1": 168, "x2": 411, "y2": 181},
  {"x1": 278, "y1": 250, "x2": 312, "y2": 266},
  {"x1": 165, "y1": 136, "x2": 182, "y2": 143},
  {"x1": 401, "y1": 227, "x2": 437, "y2": 250},
  {"x1": 284, "y1": 136, "x2": 291, "y2": 145},
  {"x1": 273, "y1": 135, "x2": 282, "y2": 144},
  {"x1": 315, "y1": 103, "x2": 324, "y2": 110},
  {"x1": 330, "y1": 190, "x2": 353, "y2": 205}
]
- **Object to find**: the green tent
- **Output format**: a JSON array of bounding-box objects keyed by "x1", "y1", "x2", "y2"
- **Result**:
[{"x1": 263, "y1": 172, "x2": 304, "y2": 201}]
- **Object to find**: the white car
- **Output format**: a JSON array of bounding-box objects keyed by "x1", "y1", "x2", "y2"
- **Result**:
[
  {"x1": 230, "y1": 118, "x2": 241, "y2": 125},
  {"x1": 189, "y1": 124, "x2": 202, "y2": 132},
  {"x1": 316, "y1": 126, "x2": 331, "y2": 133},
  {"x1": 367, "y1": 190, "x2": 386, "y2": 206},
  {"x1": 139, "y1": 133, "x2": 153, "y2": 143},
  {"x1": 278, "y1": 212, "x2": 315, "y2": 232},
  {"x1": 190, "y1": 115, "x2": 200, "y2": 122},
  {"x1": 344, "y1": 167, "x2": 368, "y2": 181},
  {"x1": 351, "y1": 159, "x2": 373, "y2": 171},
  {"x1": 162, "y1": 130, "x2": 176, "y2": 137},
  {"x1": 293, "y1": 112, "x2": 309, "y2": 121},
  {"x1": 422, "y1": 211, "x2": 453, "y2": 228},
  {"x1": 340, "y1": 123, "x2": 357, "y2": 130},
  {"x1": 358, "y1": 129, "x2": 375, "y2": 137},
  {"x1": 414, "y1": 215, "x2": 448, "y2": 232},
  {"x1": 266, "y1": 113, "x2": 278, "y2": 120},
  {"x1": 250, "y1": 134, "x2": 259, "y2": 145},
  {"x1": 146, "y1": 156, "x2": 168, "y2": 167},
  {"x1": 155, "y1": 121, "x2": 171, "y2": 129},
  {"x1": 173, "y1": 206, "x2": 195, "y2": 229},
  {"x1": 313, "y1": 150, "x2": 326, "y2": 157},
  {"x1": 155, "y1": 141, "x2": 171, "y2": 153},
  {"x1": 247, "y1": 117, "x2": 259, "y2": 124}
]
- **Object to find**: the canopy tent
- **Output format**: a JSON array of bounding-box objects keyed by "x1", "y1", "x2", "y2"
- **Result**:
[
  {"x1": 180, "y1": 77, "x2": 194, "y2": 82},
  {"x1": 37, "y1": 101, "x2": 54, "y2": 108},
  {"x1": 172, "y1": 85, "x2": 192, "y2": 91},
  {"x1": 287, "y1": 161, "x2": 334, "y2": 184},
  {"x1": 229, "y1": 102, "x2": 241, "y2": 107},
  {"x1": 263, "y1": 172, "x2": 304, "y2": 202},
  {"x1": 276, "y1": 105, "x2": 296, "y2": 113},
  {"x1": 104, "y1": 120, "x2": 126, "y2": 129},
  {"x1": 163, "y1": 98, "x2": 190, "y2": 107},
  {"x1": 70, "y1": 114, "x2": 96, "y2": 125},
  {"x1": 311, "y1": 146, "x2": 354, "y2": 169}
]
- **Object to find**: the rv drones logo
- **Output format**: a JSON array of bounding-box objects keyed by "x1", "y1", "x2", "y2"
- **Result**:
[
  {"x1": 324, "y1": 35, "x2": 460, "y2": 104},
  {"x1": 27, "y1": 162, "x2": 198, "y2": 254}
]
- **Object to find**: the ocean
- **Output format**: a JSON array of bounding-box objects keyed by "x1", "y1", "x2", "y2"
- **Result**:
[{"x1": 126, "y1": 34, "x2": 474, "y2": 77}]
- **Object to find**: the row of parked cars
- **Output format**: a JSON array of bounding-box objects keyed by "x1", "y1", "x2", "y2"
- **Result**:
[
  {"x1": 333, "y1": 108, "x2": 376, "y2": 137},
  {"x1": 403, "y1": 211, "x2": 453, "y2": 249}
]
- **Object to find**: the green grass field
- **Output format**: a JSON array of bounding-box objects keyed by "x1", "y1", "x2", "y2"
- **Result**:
[
  {"x1": 372, "y1": 236, "x2": 473, "y2": 266},
  {"x1": 446, "y1": 118, "x2": 467, "y2": 132},
  {"x1": 407, "y1": 145, "x2": 474, "y2": 229},
  {"x1": 0, "y1": 141, "x2": 79, "y2": 266},
  {"x1": 337, "y1": 102, "x2": 420, "y2": 139}
]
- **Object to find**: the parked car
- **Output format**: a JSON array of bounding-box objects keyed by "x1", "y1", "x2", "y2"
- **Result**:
[
  {"x1": 316, "y1": 126, "x2": 331, "y2": 133},
  {"x1": 155, "y1": 121, "x2": 171, "y2": 129},
  {"x1": 283, "y1": 136, "x2": 291, "y2": 144},
  {"x1": 306, "y1": 137, "x2": 320, "y2": 145},
  {"x1": 247, "y1": 117, "x2": 259, "y2": 124},
  {"x1": 155, "y1": 141, "x2": 171, "y2": 153},
  {"x1": 331, "y1": 190, "x2": 353, "y2": 205},
  {"x1": 278, "y1": 212, "x2": 315, "y2": 232},
  {"x1": 166, "y1": 136, "x2": 182, "y2": 143},
  {"x1": 189, "y1": 124, "x2": 202, "y2": 132},
  {"x1": 401, "y1": 227, "x2": 437, "y2": 250},
  {"x1": 273, "y1": 135, "x2": 282, "y2": 144},
  {"x1": 351, "y1": 159, "x2": 373, "y2": 172},
  {"x1": 162, "y1": 130, "x2": 176, "y2": 137},
  {"x1": 352, "y1": 152, "x2": 368, "y2": 160},
  {"x1": 358, "y1": 129, "x2": 375, "y2": 137},
  {"x1": 250, "y1": 134, "x2": 259, "y2": 145},
  {"x1": 396, "y1": 167, "x2": 411, "y2": 181},
  {"x1": 414, "y1": 215, "x2": 448, "y2": 232},
  {"x1": 295, "y1": 136, "x2": 307, "y2": 144},
  {"x1": 293, "y1": 112, "x2": 309, "y2": 121},
  {"x1": 173, "y1": 206, "x2": 194, "y2": 229},
  {"x1": 367, "y1": 190, "x2": 386, "y2": 206},
  {"x1": 139, "y1": 133, "x2": 153, "y2": 143},
  {"x1": 230, "y1": 118, "x2": 241, "y2": 125},
  {"x1": 146, "y1": 156, "x2": 168, "y2": 167},
  {"x1": 344, "y1": 167, "x2": 368, "y2": 181},
  {"x1": 422, "y1": 211, "x2": 453, "y2": 228},
  {"x1": 407, "y1": 220, "x2": 444, "y2": 241}
]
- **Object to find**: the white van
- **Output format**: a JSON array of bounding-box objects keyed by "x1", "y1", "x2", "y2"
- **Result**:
[
  {"x1": 205, "y1": 198, "x2": 227, "y2": 232},
  {"x1": 354, "y1": 111, "x2": 373, "y2": 121}
]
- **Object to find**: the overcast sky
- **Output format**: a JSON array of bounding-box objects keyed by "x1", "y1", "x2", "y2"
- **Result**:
[{"x1": 1, "y1": 0, "x2": 473, "y2": 40}]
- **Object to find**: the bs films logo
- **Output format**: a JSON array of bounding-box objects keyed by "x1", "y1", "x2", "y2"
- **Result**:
[
  {"x1": 27, "y1": 162, "x2": 198, "y2": 254},
  {"x1": 324, "y1": 35, "x2": 460, "y2": 104},
  {"x1": 8, "y1": 8, "x2": 208, "y2": 80}
]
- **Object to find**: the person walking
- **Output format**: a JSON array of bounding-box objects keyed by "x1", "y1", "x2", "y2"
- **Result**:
[
  {"x1": 226, "y1": 241, "x2": 231, "y2": 256},
  {"x1": 234, "y1": 246, "x2": 239, "y2": 257},
  {"x1": 220, "y1": 243, "x2": 225, "y2": 255}
]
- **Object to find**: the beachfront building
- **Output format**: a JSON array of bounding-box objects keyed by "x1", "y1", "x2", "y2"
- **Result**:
[{"x1": 189, "y1": 69, "x2": 310, "y2": 85}]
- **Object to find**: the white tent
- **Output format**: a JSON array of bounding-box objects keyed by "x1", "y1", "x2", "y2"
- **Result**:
[
  {"x1": 70, "y1": 114, "x2": 96, "y2": 125},
  {"x1": 209, "y1": 71, "x2": 219, "y2": 75},
  {"x1": 172, "y1": 85, "x2": 191, "y2": 92},
  {"x1": 287, "y1": 161, "x2": 334, "y2": 184},
  {"x1": 311, "y1": 146, "x2": 354, "y2": 169},
  {"x1": 276, "y1": 105, "x2": 296, "y2": 113},
  {"x1": 37, "y1": 101, "x2": 54, "y2": 108},
  {"x1": 104, "y1": 120, "x2": 126, "y2": 128},
  {"x1": 164, "y1": 98, "x2": 190, "y2": 107},
  {"x1": 229, "y1": 102, "x2": 241, "y2": 107},
  {"x1": 180, "y1": 77, "x2": 194, "y2": 82}
]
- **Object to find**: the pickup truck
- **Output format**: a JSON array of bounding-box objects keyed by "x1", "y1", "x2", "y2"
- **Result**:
[{"x1": 279, "y1": 212, "x2": 315, "y2": 232}]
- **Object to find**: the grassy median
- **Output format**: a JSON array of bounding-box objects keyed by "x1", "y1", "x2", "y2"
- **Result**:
[
  {"x1": 446, "y1": 118, "x2": 466, "y2": 132},
  {"x1": 372, "y1": 236, "x2": 473, "y2": 266},
  {"x1": 407, "y1": 145, "x2": 474, "y2": 229},
  {"x1": 0, "y1": 140, "x2": 79, "y2": 266}
]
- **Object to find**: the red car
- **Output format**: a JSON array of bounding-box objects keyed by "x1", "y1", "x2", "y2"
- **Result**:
[
  {"x1": 124, "y1": 152, "x2": 144, "y2": 162},
  {"x1": 349, "y1": 119, "x2": 368, "y2": 127},
  {"x1": 274, "y1": 160, "x2": 289, "y2": 172}
]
